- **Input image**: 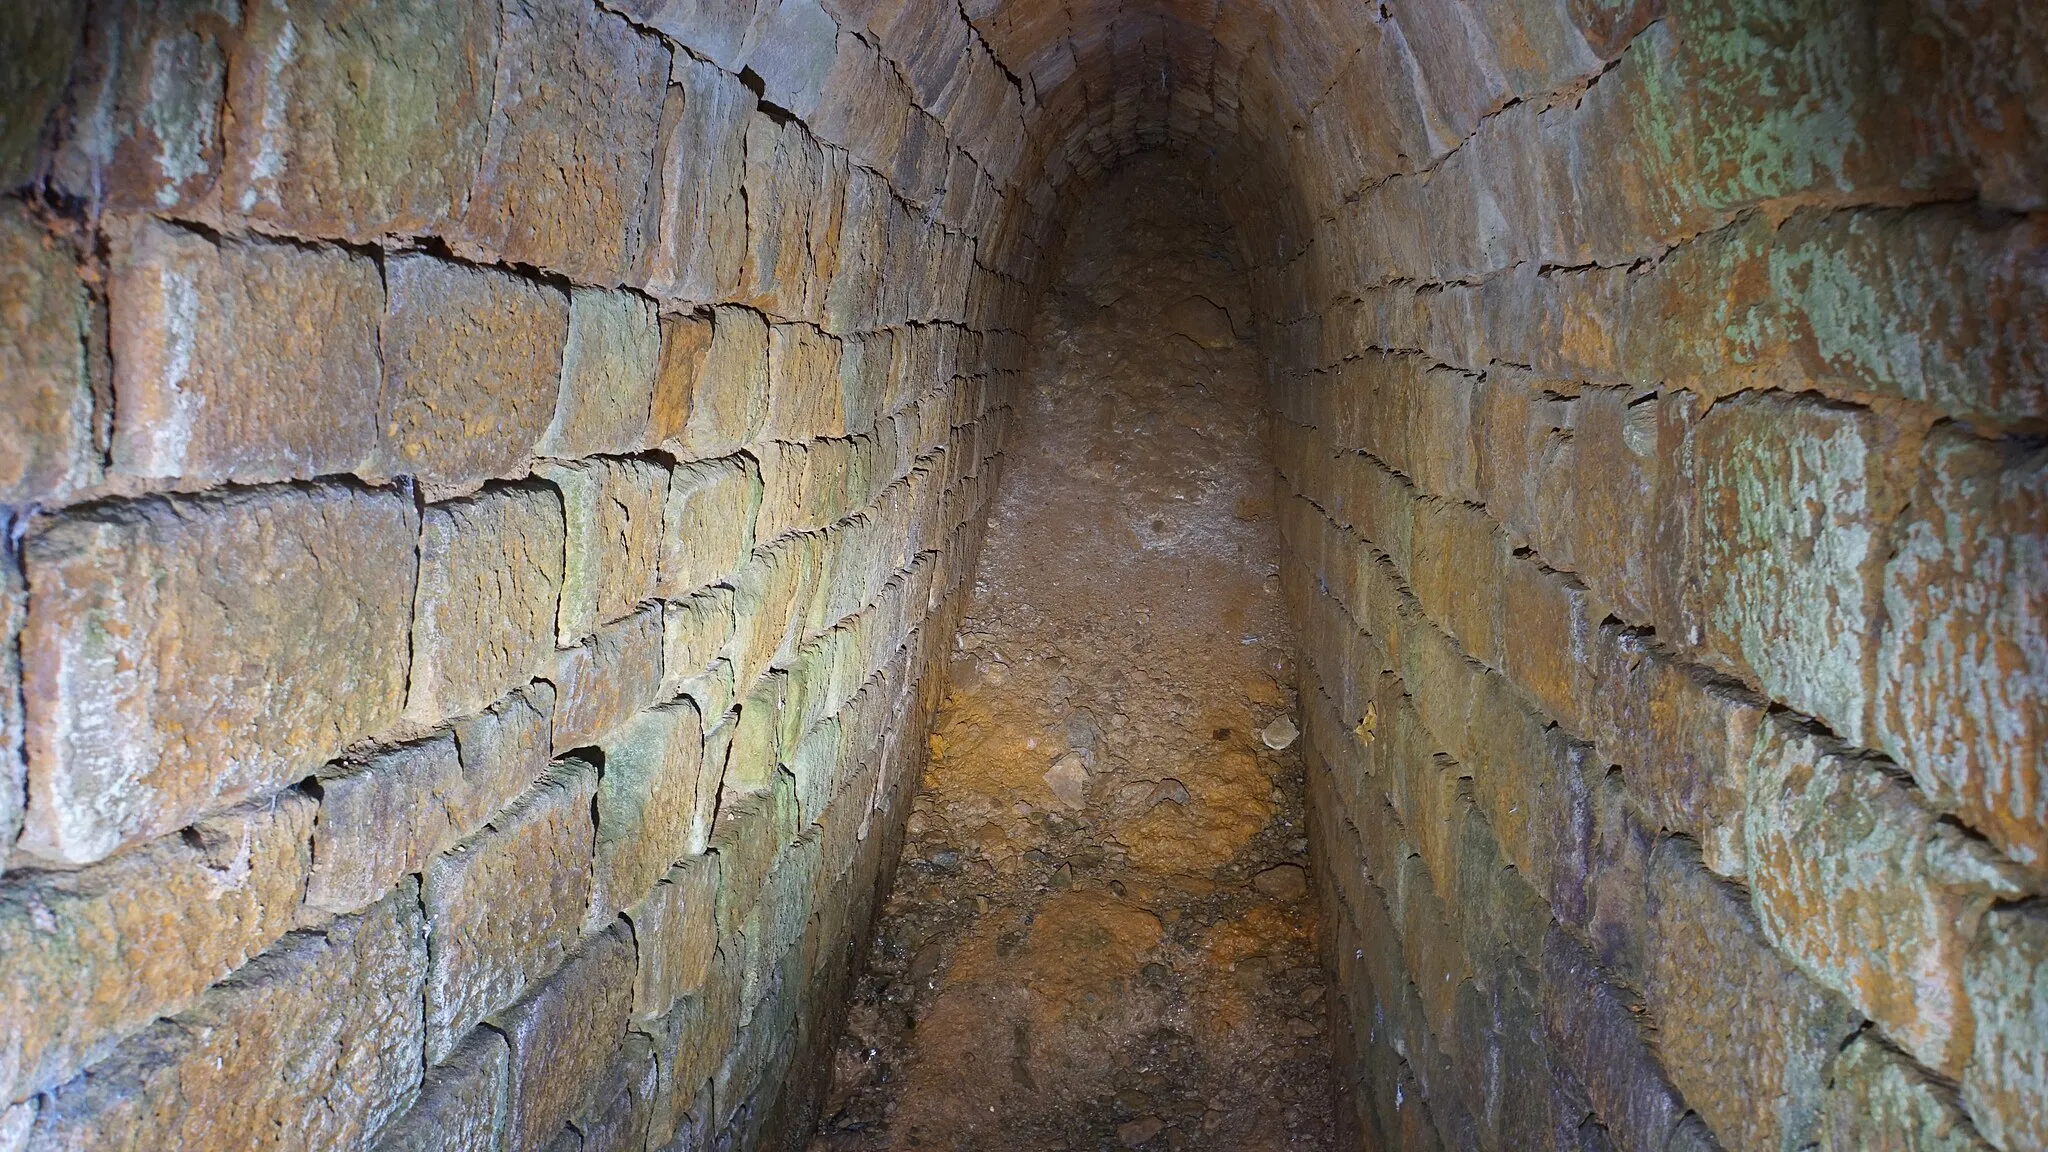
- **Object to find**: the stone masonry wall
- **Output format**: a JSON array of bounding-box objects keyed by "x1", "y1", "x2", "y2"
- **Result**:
[
  {"x1": 0, "y1": 2, "x2": 1038, "y2": 1149},
  {"x1": 1243, "y1": 1, "x2": 2048, "y2": 1150},
  {"x1": 3, "y1": 1, "x2": 2044, "y2": 1151}
]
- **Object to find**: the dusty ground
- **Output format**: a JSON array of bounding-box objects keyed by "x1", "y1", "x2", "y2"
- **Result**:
[{"x1": 809, "y1": 155, "x2": 1331, "y2": 1152}]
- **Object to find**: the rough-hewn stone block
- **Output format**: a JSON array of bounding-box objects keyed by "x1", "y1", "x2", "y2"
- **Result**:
[
  {"x1": 1876, "y1": 427, "x2": 2047, "y2": 877},
  {"x1": 640, "y1": 56, "x2": 751, "y2": 304},
  {"x1": 1824, "y1": 1035, "x2": 1994, "y2": 1152},
  {"x1": 27, "y1": 883, "x2": 426, "y2": 1152},
  {"x1": 0, "y1": 791, "x2": 314, "y2": 1104},
  {"x1": 1644, "y1": 836, "x2": 1864, "y2": 1151},
  {"x1": 1694, "y1": 392, "x2": 1895, "y2": 747},
  {"x1": 539, "y1": 457, "x2": 668, "y2": 644},
  {"x1": 574, "y1": 1033, "x2": 658, "y2": 1152},
  {"x1": 220, "y1": 0, "x2": 496, "y2": 239},
  {"x1": 0, "y1": 201, "x2": 95, "y2": 504},
  {"x1": 369, "y1": 1027, "x2": 511, "y2": 1152},
  {"x1": 738, "y1": 113, "x2": 827, "y2": 318},
  {"x1": 627, "y1": 854, "x2": 722, "y2": 1023},
  {"x1": 407, "y1": 484, "x2": 566, "y2": 726},
  {"x1": 649, "y1": 309, "x2": 715, "y2": 448},
  {"x1": 553, "y1": 607, "x2": 667, "y2": 754},
  {"x1": 495, "y1": 925, "x2": 637, "y2": 1152},
  {"x1": 663, "y1": 586, "x2": 738, "y2": 714},
  {"x1": 590, "y1": 701, "x2": 707, "y2": 933},
  {"x1": 1962, "y1": 905, "x2": 2047, "y2": 1152},
  {"x1": 1745, "y1": 717, "x2": 2027, "y2": 1075},
  {"x1": 539, "y1": 289, "x2": 663, "y2": 460},
  {"x1": 764, "y1": 322, "x2": 847, "y2": 441},
  {"x1": 43, "y1": 0, "x2": 230, "y2": 214},
  {"x1": 677, "y1": 305, "x2": 771, "y2": 459},
  {"x1": 661, "y1": 457, "x2": 760, "y2": 599},
  {"x1": 106, "y1": 217, "x2": 383, "y2": 483},
  {"x1": 21, "y1": 484, "x2": 416, "y2": 864},
  {"x1": 459, "y1": 0, "x2": 666, "y2": 285},
  {"x1": 0, "y1": 3, "x2": 78, "y2": 187},
  {"x1": 451, "y1": 681, "x2": 558, "y2": 831},
  {"x1": 305, "y1": 735, "x2": 465, "y2": 918},
  {"x1": 423, "y1": 761, "x2": 598, "y2": 1064},
  {"x1": 379, "y1": 256, "x2": 568, "y2": 497}
]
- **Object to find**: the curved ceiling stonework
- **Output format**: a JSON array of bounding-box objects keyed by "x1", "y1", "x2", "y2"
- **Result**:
[{"x1": 0, "y1": 0, "x2": 2042, "y2": 1149}]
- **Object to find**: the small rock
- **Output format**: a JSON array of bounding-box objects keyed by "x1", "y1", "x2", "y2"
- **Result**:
[
  {"x1": 1259, "y1": 715, "x2": 1299, "y2": 750},
  {"x1": 1143, "y1": 778, "x2": 1191, "y2": 810},
  {"x1": 929, "y1": 850, "x2": 960, "y2": 871},
  {"x1": 1252, "y1": 864, "x2": 1309, "y2": 902},
  {"x1": 1118, "y1": 1117, "x2": 1165, "y2": 1147},
  {"x1": 1044, "y1": 752, "x2": 1089, "y2": 810}
]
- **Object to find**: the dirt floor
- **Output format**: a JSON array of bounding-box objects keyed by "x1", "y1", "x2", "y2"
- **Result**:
[{"x1": 808, "y1": 155, "x2": 1333, "y2": 1152}]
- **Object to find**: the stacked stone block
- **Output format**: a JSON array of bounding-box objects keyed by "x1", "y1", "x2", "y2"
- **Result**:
[{"x1": 0, "y1": 1, "x2": 1023, "y2": 1148}]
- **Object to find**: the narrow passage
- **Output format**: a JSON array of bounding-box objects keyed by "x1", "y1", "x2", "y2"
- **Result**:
[{"x1": 811, "y1": 156, "x2": 1332, "y2": 1152}]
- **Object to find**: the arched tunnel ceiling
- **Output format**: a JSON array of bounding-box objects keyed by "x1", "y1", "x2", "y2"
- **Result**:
[{"x1": 817, "y1": 0, "x2": 2041, "y2": 332}]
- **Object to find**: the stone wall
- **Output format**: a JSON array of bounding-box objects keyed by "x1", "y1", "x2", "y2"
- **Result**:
[
  {"x1": 1239, "y1": 2, "x2": 2047, "y2": 1150},
  {"x1": 0, "y1": 1, "x2": 1031, "y2": 1148},
  {"x1": 2, "y1": 1, "x2": 2043, "y2": 1150}
]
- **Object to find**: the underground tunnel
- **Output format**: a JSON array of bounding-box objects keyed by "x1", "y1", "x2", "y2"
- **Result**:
[{"x1": 0, "y1": 1, "x2": 2042, "y2": 1150}]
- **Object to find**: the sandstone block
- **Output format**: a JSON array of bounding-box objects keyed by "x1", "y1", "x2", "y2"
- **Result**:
[
  {"x1": 1540, "y1": 925, "x2": 1692, "y2": 1152},
  {"x1": 459, "y1": 0, "x2": 666, "y2": 284},
  {"x1": 0, "y1": 3, "x2": 78, "y2": 186},
  {"x1": 423, "y1": 761, "x2": 597, "y2": 1064},
  {"x1": 649, "y1": 309, "x2": 715, "y2": 448},
  {"x1": 1962, "y1": 905, "x2": 2048, "y2": 1152},
  {"x1": 495, "y1": 925, "x2": 637, "y2": 1152},
  {"x1": 677, "y1": 305, "x2": 771, "y2": 459},
  {"x1": 305, "y1": 735, "x2": 466, "y2": 918},
  {"x1": 369, "y1": 1028, "x2": 511, "y2": 1152},
  {"x1": 43, "y1": 0, "x2": 230, "y2": 214},
  {"x1": 0, "y1": 202, "x2": 95, "y2": 504},
  {"x1": 21, "y1": 483, "x2": 416, "y2": 864},
  {"x1": 0, "y1": 791, "x2": 314, "y2": 1104},
  {"x1": 764, "y1": 323, "x2": 847, "y2": 441},
  {"x1": 1876, "y1": 427, "x2": 2047, "y2": 877},
  {"x1": 661, "y1": 457, "x2": 760, "y2": 599},
  {"x1": 539, "y1": 290, "x2": 663, "y2": 459},
  {"x1": 1823, "y1": 1035, "x2": 1994, "y2": 1152},
  {"x1": 1745, "y1": 717, "x2": 2027, "y2": 1074},
  {"x1": 728, "y1": 541, "x2": 818, "y2": 692},
  {"x1": 589, "y1": 701, "x2": 707, "y2": 933},
  {"x1": 106, "y1": 217, "x2": 383, "y2": 483},
  {"x1": 605, "y1": 0, "x2": 767, "y2": 72},
  {"x1": 27, "y1": 883, "x2": 426, "y2": 1152},
  {"x1": 451, "y1": 681, "x2": 559, "y2": 834},
  {"x1": 1644, "y1": 836, "x2": 1864, "y2": 1151},
  {"x1": 553, "y1": 607, "x2": 666, "y2": 754},
  {"x1": 1770, "y1": 209, "x2": 2048, "y2": 426},
  {"x1": 220, "y1": 0, "x2": 496, "y2": 238},
  {"x1": 539, "y1": 457, "x2": 668, "y2": 644},
  {"x1": 662, "y1": 587, "x2": 738, "y2": 712},
  {"x1": 640, "y1": 56, "x2": 750, "y2": 304},
  {"x1": 573, "y1": 1033, "x2": 657, "y2": 1152},
  {"x1": 1694, "y1": 392, "x2": 1893, "y2": 746},
  {"x1": 407, "y1": 484, "x2": 566, "y2": 726},
  {"x1": 1587, "y1": 624, "x2": 1758, "y2": 880},
  {"x1": 627, "y1": 854, "x2": 723, "y2": 1023},
  {"x1": 379, "y1": 255, "x2": 567, "y2": 496},
  {"x1": 741, "y1": 0, "x2": 839, "y2": 121},
  {"x1": 738, "y1": 112, "x2": 826, "y2": 318}
]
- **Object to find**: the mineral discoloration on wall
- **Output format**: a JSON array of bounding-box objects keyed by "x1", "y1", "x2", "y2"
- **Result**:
[{"x1": 0, "y1": 0, "x2": 2040, "y2": 1148}]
